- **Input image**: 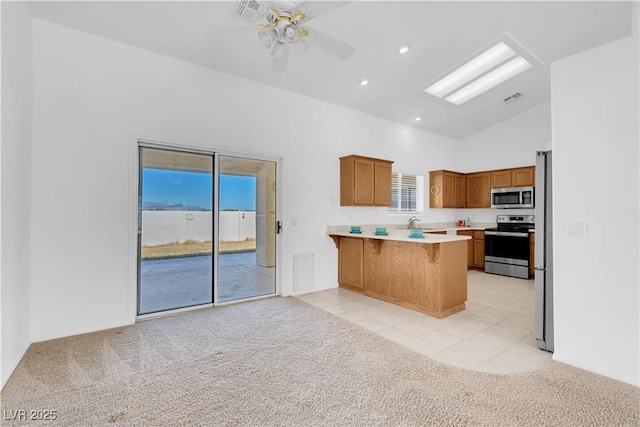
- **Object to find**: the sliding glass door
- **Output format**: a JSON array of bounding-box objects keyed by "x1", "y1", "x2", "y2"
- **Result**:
[
  {"x1": 217, "y1": 156, "x2": 277, "y2": 302},
  {"x1": 137, "y1": 147, "x2": 214, "y2": 315},
  {"x1": 137, "y1": 146, "x2": 278, "y2": 316}
]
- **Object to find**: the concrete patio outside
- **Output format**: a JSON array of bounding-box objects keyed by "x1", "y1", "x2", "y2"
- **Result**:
[{"x1": 139, "y1": 251, "x2": 275, "y2": 315}]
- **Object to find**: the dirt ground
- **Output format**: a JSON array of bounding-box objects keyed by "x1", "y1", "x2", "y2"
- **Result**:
[{"x1": 141, "y1": 239, "x2": 256, "y2": 260}]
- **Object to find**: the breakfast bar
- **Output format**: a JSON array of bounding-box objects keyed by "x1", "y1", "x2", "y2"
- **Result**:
[{"x1": 328, "y1": 227, "x2": 471, "y2": 318}]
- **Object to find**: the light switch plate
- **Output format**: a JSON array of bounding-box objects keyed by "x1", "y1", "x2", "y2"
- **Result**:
[{"x1": 566, "y1": 221, "x2": 588, "y2": 237}]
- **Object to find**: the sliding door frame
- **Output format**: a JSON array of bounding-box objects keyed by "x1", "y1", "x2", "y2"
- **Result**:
[{"x1": 128, "y1": 135, "x2": 282, "y2": 322}]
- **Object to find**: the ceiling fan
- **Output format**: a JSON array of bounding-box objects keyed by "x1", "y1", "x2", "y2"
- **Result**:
[{"x1": 216, "y1": 0, "x2": 355, "y2": 72}]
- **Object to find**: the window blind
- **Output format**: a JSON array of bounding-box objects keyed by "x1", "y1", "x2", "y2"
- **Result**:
[{"x1": 389, "y1": 172, "x2": 424, "y2": 213}]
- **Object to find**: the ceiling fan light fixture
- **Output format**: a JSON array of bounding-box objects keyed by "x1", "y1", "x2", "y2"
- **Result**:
[
  {"x1": 293, "y1": 37, "x2": 309, "y2": 56},
  {"x1": 282, "y1": 24, "x2": 299, "y2": 43},
  {"x1": 271, "y1": 40, "x2": 289, "y2": 60},
  {"x1": 258, "y1": 28, "x2": 278, "y2": 48},
  {"x1": 359, "y1": 78, "x2": 369, "y2": 86},
  {"x1": 398, "y1": 44, "x2": 410, "y2": 55}
]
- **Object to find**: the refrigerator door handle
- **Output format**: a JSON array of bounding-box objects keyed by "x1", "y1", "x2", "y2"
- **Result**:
[
  {"x1": 535, "y1": 151, "x2": 546, "y2": 270},
  {"x1": 534, "y1": 269, "x2": 546, "y2": 344}
]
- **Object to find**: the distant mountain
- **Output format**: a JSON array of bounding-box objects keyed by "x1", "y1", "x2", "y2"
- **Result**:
[{"x1": 143, "y1": 202, "x2": 209, "y2": 211}]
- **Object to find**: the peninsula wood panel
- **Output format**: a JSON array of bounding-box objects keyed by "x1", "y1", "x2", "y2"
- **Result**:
[
  {"x1": 361, "y1": 238, "x2": 467, "y2": 318},
  {"x1": 436, "y1": 241, "x2": 468, "y2": 310},
  {"x1": 363, "y1": 240, "x2": 429, "y2": 307},
  {"x1": 338, "y1": 237, "x2": 364, "y2": 291},
  {"x1": 457, "y1": 230, "x2": 474, "y2": 268}
]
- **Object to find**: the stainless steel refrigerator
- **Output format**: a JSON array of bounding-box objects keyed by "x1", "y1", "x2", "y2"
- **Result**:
[{"x1": 535, "y1": 150, "x2": 553, "y2": 352}]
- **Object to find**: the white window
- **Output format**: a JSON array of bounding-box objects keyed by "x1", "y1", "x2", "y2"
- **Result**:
[{"x1": 388, "y1": 172, "x2": 424, "y2": 214}]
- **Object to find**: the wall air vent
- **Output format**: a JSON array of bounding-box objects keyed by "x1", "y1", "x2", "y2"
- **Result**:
[
  {"x1": 232, "y1": 0, "x2": 267, "y2": 23},
  {"x1": 503, "y1": 92, "x2": 522, "y2": 104}
]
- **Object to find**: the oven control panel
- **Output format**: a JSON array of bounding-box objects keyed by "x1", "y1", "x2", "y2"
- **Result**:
[{"x1": 496, "y1": 215, "x2": 535, "y2": 225}]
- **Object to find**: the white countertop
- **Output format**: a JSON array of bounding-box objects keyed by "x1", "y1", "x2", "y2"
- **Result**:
[
  {"x1": 327, "y1": 222, "x2": 493, "y2": 244},
  {"x1": 327, "y1": 228, "x2": 471, "y2": 244}
]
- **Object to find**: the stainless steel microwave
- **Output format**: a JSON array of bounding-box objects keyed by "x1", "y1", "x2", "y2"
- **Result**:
[{"x1": 491, "y1": 186, "x2": 534, "y2": 209}]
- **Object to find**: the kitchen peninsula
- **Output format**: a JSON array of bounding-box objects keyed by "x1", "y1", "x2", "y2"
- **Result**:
[{"x1": 328, "y1": 227, "x2": 471, "y2": 318}]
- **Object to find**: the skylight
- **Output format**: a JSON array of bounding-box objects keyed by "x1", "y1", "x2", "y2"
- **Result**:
[{"x1": 424, "y1": 41, "x2": 532, "y2": 106}]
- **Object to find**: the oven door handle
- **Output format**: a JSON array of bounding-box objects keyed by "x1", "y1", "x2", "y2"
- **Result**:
[{"x1": 485, "y1": 231, "x2": 530, "y2": 238}]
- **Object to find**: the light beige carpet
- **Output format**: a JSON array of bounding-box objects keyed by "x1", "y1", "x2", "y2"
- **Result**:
[{"x1": 1, "y1": 297, "x2": 638, "y2": 426}]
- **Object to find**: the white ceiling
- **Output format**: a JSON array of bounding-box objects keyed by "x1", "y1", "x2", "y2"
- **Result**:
[{"x1": 29, "y1": 1, "x2": 633, "y2": 138}]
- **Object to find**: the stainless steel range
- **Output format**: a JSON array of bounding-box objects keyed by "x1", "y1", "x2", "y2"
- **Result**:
[{"x1": 484, "y1": 215, "x2": 535, "y2": 279}]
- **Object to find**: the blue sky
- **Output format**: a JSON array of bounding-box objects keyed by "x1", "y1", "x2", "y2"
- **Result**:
[{"x1": 142, "y1": 169, "x2": 256, "y2": 211}]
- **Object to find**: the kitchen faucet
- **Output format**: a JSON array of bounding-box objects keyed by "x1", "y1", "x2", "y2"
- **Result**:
[{"x1": 408, "y1": 216, "x2": 419, "y2": 229}]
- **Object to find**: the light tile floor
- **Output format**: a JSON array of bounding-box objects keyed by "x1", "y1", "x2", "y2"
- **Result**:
[{"x1": 295, "y1": 270, "x2": 552, "y2": 374}]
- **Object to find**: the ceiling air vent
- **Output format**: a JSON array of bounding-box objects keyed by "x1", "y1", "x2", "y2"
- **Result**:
[
  {"x1": 232, "y1": 0, "x2": 267, "y2": 23},
  {"x1": 503, "y1": 92, "x2": 522, "y2": 104}
]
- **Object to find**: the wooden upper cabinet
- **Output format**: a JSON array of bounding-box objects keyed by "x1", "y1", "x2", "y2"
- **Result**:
[
  {"x1": 429, "y1": 170, "x2": 465, "y2": 208},
  {"x1": 491, "y1": 169, "x2": 513, "y2": 188},
  {"x1": 454, "y1": 173, "x2": 466, "y2": 208},
  {"x1": 466, "y1": 172, "x2": 491, "y2": 208},
  {"x1": 491, "y1": 166, "x2": 535, "y2": 188},
  {"x1": 512, "y1": 166, "x2": 535, "y2": 187},
  {"x1": 340, "y1": 155, "x2": 393, "y2": 206},
  {"x1": 374, "y1": 161, "x2": 392, "y2": 206}
]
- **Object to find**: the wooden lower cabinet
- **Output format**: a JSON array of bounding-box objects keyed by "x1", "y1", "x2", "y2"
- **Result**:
[
  {"x1": 456, "y1": 230, "x2": 474, "y2": 268},
  {"x1": 330, "y1": 235, "x2": 467, "y2": 318},
  {"x1": 337, "y1": 237, "x2": 364, "y2": 291},
  {"x1": 473, "y1": 235, "x2": 485, "y2": 269},
  {"x1": 456, "y1": 230, "x2": 484, "y2": 269},
  {"x1": 529, "y1": 232, "x2": 535, "y2": 278}
]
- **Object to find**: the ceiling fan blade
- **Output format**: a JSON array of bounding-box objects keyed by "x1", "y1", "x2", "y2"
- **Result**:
[
  {"x1": 205, "y1": 23, "x2": 257, "y2": 36},
  {"x1": 305, "y1": 27, "x2": 354, "y2": 60},
  {"x1": 281, "y1": 1, "x2": 352, "y2": 22},
  {"x1": 272, "y1": 57, "x2": 288, "y2": 73}
]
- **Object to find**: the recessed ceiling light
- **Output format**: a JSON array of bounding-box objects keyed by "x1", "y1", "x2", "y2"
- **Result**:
[
  {"x1": 398, "y1": 44, "x2": 410, "y2": 55},
  {"x1": 414, "y1": 116, "x2": 422, "y2": 121},
  {"x1": 425, "y1": 42, "x2": 516, "y2": 99},
  {"x1": 359, "y1": 78, "x2": 369, "y2": 86},
  {"x1": 444, "y1": 57, "x2": 532, "y2": 105}
]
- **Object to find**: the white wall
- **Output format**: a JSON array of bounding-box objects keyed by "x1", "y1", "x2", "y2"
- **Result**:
[
  {"x1": 218, "y1": 211, "x2": 255, "y2": 242},
  {"x1": 1, "y1": 2, "x2": 33, "y2": 388},
  {"x1": 9, "y1": 10, "x2": 637, "y2": 389},
  {"x1": 28, "y1": 19, "x2": 460, "y2": 342},
  {"x1": 551, "y1": 35, "x2": 639, "y2": 386},
  {"x1": 449, "y1": 102, "x2": 551, "y2": 223},
  {"x1": 141, "y1": 211, "x2": 255, "y2": 246}
]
